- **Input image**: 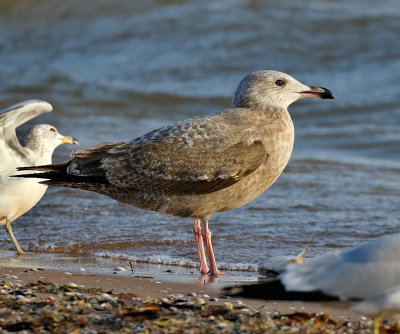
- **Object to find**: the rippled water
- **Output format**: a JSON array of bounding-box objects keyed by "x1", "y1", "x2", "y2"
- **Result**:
[{"x1": 0, "y1": 0, "x2": 400, "y2": 272}]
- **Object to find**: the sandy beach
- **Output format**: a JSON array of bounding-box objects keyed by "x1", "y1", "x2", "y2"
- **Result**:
[{"x1": 0, "y1": 252, "x2": 390, "y2": 333}]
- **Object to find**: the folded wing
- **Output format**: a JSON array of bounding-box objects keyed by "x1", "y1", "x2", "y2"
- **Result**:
[{"x1": 68, "y1": 122, "x2": 269, "y2": 195}]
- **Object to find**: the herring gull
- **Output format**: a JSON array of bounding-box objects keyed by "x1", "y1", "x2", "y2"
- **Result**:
[
  {"x1": 0, "y1": 100, "x2": 79, "y2": 254},
  {"x1": 224, "y1": 233, "x2": 400, "y2": 300},
  {"x1": 16, "y1": 70, "x2": 333, "y2": 274}
]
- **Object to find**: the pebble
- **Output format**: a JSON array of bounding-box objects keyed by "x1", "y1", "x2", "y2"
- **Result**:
[
  {"x1": 169, "y1": 293, "x2": 184, "y2": 299},
  {"x1": 67, "y1": 283, "x2": 78, "y2": 288},
  {"x1": 114, "y1": 266, "x2": 126, "y2": 272},
  {"x1": 194, "y1": 298, "x2": 205, "y2": 305},
  {"x1": 15, "y1": 295, "x2": 30, "y2": 302},
  {"x1": 3, "y1": 274, "x2": 18, "y2": 279},
  {"x1": 209, "y1": 297, "x2": 218, "y2": 302},
  {"x1": 224, "y1": 302, "x2": 233, "y2": 310},
  {"x1": 187, "y1": 292, "x2": 197, "y2": 297},
  {"x1": 64, "y1": 272, "x2": 72, "y2": 275},
  {"x1": 216, "y1": 322, "x2": 230, "y2": 329},
  {"x1": 100, "y1": 293, "x2": 113, "y2": 301},
  {"x1": 78, "y1": 268, "x2": 86, "y2": 272}
]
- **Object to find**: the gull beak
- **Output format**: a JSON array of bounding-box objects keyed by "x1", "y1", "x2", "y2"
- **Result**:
[
  {"x1": 61, "y1": 136, "x2": 80, "y2": 145},
  {"x1": 299, "y1": 86, "x2": 334, "y2": 99}
]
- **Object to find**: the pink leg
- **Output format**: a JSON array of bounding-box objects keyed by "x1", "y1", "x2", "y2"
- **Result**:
[
  {"x1": 200, "y1": 217, "x2": 223, "y2": 276},
  {"x1": 193, "y1": 218, "x2": 209, "y2": 274}
]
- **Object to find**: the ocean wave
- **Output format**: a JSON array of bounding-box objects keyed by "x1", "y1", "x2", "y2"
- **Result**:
[{"x1": 94, "y1": 250, "x2": 258, "y2": 272}]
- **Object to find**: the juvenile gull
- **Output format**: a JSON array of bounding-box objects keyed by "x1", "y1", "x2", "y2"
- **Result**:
[
  {"x1": 17, "y1": 70, "x2": 333, "y2": 274},
  {"x1": 0, "y1": 100, "x2": 79, "y2": 254}
]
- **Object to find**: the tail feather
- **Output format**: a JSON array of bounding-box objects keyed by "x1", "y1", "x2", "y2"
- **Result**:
[
  {"x1": 223, "y1": 279, "x2": 339, "y2": 301},
  {"x1": 17, "y1": 161, "x2": 70, "y2": 173},
  {"x1": 14, "y1": 161, "x2": 109, "y2": 186}
]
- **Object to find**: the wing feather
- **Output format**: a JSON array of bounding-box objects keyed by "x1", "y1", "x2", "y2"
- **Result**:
[
  {"x1": 0, "y1": 100, "x2": 53, "y2": 156},
  {"x1": 67, "y1": 114, "x2": 269, "y2": 195}
]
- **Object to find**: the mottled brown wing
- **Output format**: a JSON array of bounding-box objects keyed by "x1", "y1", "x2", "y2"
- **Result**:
[{"x1": 99, "y1": 138, "x2": 268, "y2": 195}]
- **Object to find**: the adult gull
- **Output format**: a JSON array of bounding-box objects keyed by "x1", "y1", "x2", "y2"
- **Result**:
[
  {"x1": 1, "y1": 100, "x2": 79, "y2": 254},
  {"x1": 225, "y1": 233, "x2": 400, "y2": 300},
  {"x1": 16, "y1": 70, "x2": 334, "y2": 274},
  {"x1": 225, "y1": 233, "x2": 400, "y2": 333}
]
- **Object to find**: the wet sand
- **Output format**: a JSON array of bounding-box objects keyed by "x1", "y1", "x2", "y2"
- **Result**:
[{"x1": 0, "y1": 252, "x2": 365, "y2": 322}]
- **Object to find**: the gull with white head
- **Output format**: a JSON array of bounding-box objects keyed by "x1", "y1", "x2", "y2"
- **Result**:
[
  {"x1": 225, "y1": 233, "x2": 400, "y2": 333},
  {"x1": 17, "y1": 70, "x2": 333, "y2": 274},
  {"x1": 0, "y1": 100, "x2": 79, "y2": 254}
]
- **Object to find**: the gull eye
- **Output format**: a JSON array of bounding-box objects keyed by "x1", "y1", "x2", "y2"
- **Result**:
[
  {"x1": 275, "y1": 79, "x2": 285, "y2": 86},
  {"x1": 50, "y1": 127, "x2": 56, "y2": 133}
]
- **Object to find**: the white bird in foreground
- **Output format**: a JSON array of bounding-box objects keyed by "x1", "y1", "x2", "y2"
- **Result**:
[
  {"x1": 226, "y1": 233, "x2": 400, "y2": 332},
  {"x1": 16, "y1": 71, "x2": 333, "y2": 274},
  {"x1": 226, "y1": 233, "x2": 400, "y2": 300},
  {"x1": 0, "y1": 100, "x2": 79, "y2": 254}
]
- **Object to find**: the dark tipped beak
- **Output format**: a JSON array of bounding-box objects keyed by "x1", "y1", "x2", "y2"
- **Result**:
[
  {"x1": 300, "y1": 86, "x2": 334, "y2": 99},
  {"x1": 62, "y1": 136, "x2": 80, "y2": 145}
]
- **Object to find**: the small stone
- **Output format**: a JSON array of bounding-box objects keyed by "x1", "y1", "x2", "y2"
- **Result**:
[
  {"x1": 78, "y1": 268, "x2": 86, "y2": 272},
  {"x1": 114, "y1": 266, "x2": 126, "y2": 272},
  {"x1": 15, "y1": 295, "x2": 29, "y2": 302},
  {"x1": 67, "y1": 282, "x2": 78, "y2": 287},
  {"x1": 64, "y1": 272, "x2": 72, "y2": 275},
  {"x1": 100, "y1": 293, "x2": 112, "y2": 300},
  {"x1": 224, "y1": 302, "x2": 233, "y2": 310},
  {"x1": 200, "y1": 294, "x2": 209, "y2": 298},
  {"x1": 187, "y1": 292, "x2": 197, "y2": 297},
  {"x1": 194, "y1": 298, "x2": 205, "y2": 305},
  {"x1": 216, "y1": 322, "x2": 230, "y2": 329},
  {"x1": 169, "y1": 293, "x2": 184, "y2": 299},
  {"x1": 209, "y1": 297, "x2": 219, "y2": 302}
]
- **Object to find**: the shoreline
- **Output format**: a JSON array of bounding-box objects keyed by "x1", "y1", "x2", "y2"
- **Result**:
[{"x1": 0, "y1": 251, "x2": 366, "y2": 322}]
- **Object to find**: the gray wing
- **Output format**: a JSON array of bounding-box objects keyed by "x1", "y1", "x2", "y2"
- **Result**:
[
  {"x1": 69, "y1": 119, "x2": 269, "y2": 195},
  {"x1": 282, "y1": 234, "x2": 400, "y2": 300},
  {"x1": 0, "y1": 100, "x2": 53, "y2": 156}
]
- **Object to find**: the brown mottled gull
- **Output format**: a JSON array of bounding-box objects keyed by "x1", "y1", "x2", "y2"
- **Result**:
[
  {"x1": 17, "y1": 70, "x2": 333, "y2": 274},
  {"x1": 0, "y1": 100, "x2": 79, "y2": 254}
]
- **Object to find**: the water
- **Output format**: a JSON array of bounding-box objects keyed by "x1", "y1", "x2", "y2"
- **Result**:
[{"x1": 0, "y1": 0, "x2": 400, "y2": 274}]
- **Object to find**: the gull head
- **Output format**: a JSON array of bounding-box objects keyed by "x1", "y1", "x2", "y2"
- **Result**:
[
  {"x1": 21, "y1": 124, "x2": 79, "y2": 155},
  {"x1": 232, "y1": 70, "x2": 334, "y2": 110}
]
